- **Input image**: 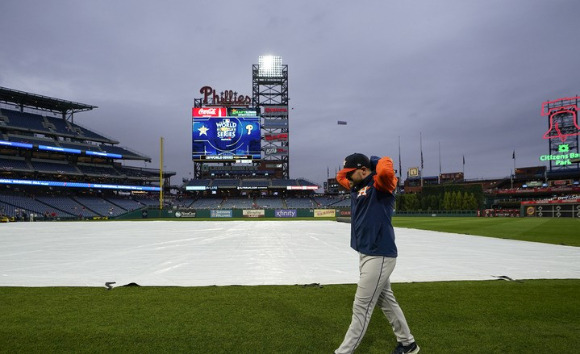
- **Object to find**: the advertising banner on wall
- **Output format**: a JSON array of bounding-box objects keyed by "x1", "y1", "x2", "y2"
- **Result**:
[
  {"x1": 175, "y1": 209, "x2": 197, "y2": 218},
  {"x1": 210, "y1": 210, "x2": 233, "y2": 218},
  {"x1": 314, "y1": 209, "x2": 336, "y2": 218},
  {"x1": 242, "y1": 210, "x2": 265, "y2": 218},
  {"x1": 275, "y1": 209, "x2": 297, "y2": 218}
]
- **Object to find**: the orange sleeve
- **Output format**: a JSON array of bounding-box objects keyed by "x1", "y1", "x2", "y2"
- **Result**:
[
  {"x1": 373, "y1": 157, "x2": 398, "y2": 193},
  {"x1": 336, "y1": 169, "x2": 351, "y2": 190}
]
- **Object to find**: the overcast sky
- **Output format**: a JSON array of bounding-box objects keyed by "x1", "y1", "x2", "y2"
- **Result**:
[{"x1": 1, "y1": 0, "x2": 579, "y2": 187}]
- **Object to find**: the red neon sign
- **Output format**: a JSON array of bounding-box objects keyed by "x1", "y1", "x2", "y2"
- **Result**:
[{"x1": 541, "y1": 96, "x2": 580, "y2": 142}]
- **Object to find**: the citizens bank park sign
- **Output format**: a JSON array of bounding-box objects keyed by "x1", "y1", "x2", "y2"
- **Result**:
[{"x1": 539, "y1": 96, "x2": 580, "y2": 166}]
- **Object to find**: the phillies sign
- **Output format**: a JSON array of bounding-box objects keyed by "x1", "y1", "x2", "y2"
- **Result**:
[
  {"x1": 200, "y1": 85, "x2": 252, "y2": 106},
  {"x1": 192, "y1": 107, "x2": 227, "y2": 117}
]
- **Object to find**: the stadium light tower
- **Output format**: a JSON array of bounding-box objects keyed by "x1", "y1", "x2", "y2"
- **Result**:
[
  {"x1": 258, "y1": 55, "x2": 283, "y2": 77},
  {"x1": 253, "y1": 55, "x2": 290, "y2": 179}
]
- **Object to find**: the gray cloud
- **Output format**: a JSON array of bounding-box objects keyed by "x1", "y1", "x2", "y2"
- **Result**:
[{"x1": 1, "y1": 0, "x2": 579, "y2": 187}]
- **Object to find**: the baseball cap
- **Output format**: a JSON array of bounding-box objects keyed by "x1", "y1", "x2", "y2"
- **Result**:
[{"x1": 339, "y1": 153, "x2": 371, "y2": 174}]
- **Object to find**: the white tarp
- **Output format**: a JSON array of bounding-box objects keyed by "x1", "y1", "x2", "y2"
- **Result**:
[{"x1": 1, "y1": 220, "x2": 579, "y2": 287}]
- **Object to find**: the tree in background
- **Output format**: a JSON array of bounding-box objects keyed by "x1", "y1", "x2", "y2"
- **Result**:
[{"x1": 397, "y1": 184, "x2": 483, "y2": 212}]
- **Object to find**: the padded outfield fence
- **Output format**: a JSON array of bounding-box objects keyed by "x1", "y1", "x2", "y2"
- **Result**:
[
  {"x1": 115, "y1": 206, "x2": 351, "y2": 220},
  {"x1": 117, "y1": 207, "x2": 483, "y2": 220}
]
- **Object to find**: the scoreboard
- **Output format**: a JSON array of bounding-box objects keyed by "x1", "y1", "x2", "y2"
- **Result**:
[{"x1": 192, "y1": 107, "x2": 261, "y2": 161}]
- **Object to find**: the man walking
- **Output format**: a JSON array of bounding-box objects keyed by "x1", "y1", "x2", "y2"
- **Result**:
[{"x1": 335, "y1": 153, "x2": 419, "y2": 354}]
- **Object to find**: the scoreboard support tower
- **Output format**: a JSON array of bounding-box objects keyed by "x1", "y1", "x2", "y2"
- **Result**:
[
  {"x1": 191, "y1": 56, "x2": 289, "y2": 180},
  {"x1": 253, "y1": 56, "x2": 290, "y2": 179}
]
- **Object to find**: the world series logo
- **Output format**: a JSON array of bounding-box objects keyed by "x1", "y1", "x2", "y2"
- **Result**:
[{"x1": 216, "y1": 119, "x2": 237, "y2": 141}]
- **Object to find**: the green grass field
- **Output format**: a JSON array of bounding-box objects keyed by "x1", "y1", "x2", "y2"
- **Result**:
[
  {"x1": 1, "y1": 280, "x2": 579, "y2": 353},
  {"x1": 392, "y1": 216, "x2": 580, "y2": 246},
  {"x1": 1, "y1": 217, "x2": 578, "y2": 353},
  {"x1": 137, "y1": 216, "x2": 580, "y2": 246}
]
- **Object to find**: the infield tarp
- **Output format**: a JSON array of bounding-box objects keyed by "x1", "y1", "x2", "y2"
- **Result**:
[{"x1": 0, "y1": 220, "x2": 579, "y2": 287}]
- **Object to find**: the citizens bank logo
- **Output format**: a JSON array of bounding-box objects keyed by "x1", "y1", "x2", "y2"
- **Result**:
[
  {"x1": 216, "y1": 119, "x2": 237, "y2": 141},
  {"x1": 357, "y1": 186, "x2": 370, "y2": 198}
]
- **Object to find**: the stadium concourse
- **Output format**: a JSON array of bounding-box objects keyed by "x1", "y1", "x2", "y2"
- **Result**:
[{"x1": 1, "y1": 220, "x2": 579, "y2": 288}]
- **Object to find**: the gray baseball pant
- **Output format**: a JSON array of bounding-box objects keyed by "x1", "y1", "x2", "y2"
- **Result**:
[{"x1": 335, "y1": 254, "x2": 415, "y2": 353}]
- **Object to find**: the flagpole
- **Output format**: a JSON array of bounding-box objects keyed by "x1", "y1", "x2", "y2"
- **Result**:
[
  {"x1": 438, "y1": 142, "x2": 442, "y2": 184},
  {"x1": 398, "y1": 136, "x2": 402, "y2": 183},
  {"x1": 159, "y1": 136, "x2": 164, "y2": 210},
  {"x1": 420, "y1": 132, "x2": 423, "y2": 187},
  {"x1": 438, "y1": 142, "x2": 441, "y2": 175},
  {"x1": 510, "y1": 170, "x2": 514, "y2": 189}
]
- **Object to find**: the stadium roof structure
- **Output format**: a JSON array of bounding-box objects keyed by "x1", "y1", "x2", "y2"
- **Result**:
[{"x1": 0, "y1": 86, "x2": 97, "y2": 114}]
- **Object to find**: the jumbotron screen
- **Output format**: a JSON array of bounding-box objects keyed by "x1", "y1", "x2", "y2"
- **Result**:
[{"x1": 192, "y1": 116, "x2": 261, "y2": 160}]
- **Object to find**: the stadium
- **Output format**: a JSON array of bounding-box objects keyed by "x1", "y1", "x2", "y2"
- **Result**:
[
  {"x1": 1, "y1": 56, "x2": 579, "y2": 353},
  {"x1": 1, "y1": 56, "x2": 579, "y2": 221}
]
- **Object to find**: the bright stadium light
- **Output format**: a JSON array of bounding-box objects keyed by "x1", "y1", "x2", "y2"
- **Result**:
[{"x1": 258, "y1": 55, "x2": 283, "y2": 77}]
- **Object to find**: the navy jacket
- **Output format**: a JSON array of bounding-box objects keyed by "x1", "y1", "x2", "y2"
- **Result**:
[{"x1": 337, "y1": 156, "x2": 398, "y2": 257}]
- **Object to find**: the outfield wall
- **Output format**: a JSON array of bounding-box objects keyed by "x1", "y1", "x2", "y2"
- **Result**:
[
  {"x1": 116, "y1": 207, "x2": 484, "y2": 220},
  {"x1": 116, "y1": 207, "x2": 352, "y2": 219},
  {"x1": 521, "y1": 199, "x2": 580, "y2": 218}
]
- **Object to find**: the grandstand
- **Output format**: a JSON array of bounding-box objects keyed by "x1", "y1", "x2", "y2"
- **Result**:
[
  {"x1": 3, "y1": 85, "x2": 578, "y2": 220},
  {"x1": 0, "y1": 87, "x2": 172, "y2": 219},
  {"x1": 0, "y1": 86, "x2": 326, "y2": 220}
]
